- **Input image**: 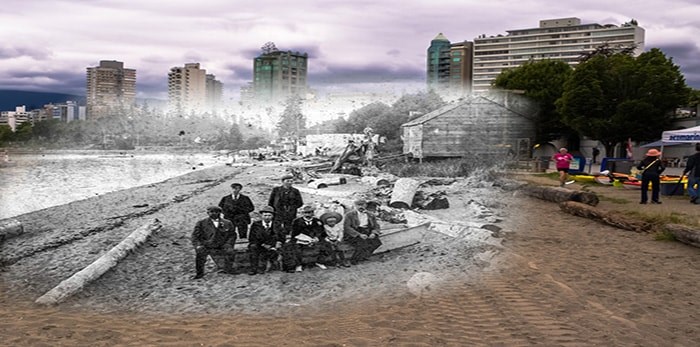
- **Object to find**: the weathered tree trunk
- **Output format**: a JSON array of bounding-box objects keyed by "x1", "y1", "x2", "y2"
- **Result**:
[
  {"x1": 35, "y1": 219, "x2": 162, "y2": 305},
  {"x1": 520, "y1": 185, "x2": 599, "y2": 206},
  {"x1": 390, "y1": 178, "x2": 421, "y2": 209},
  {"x1": 664, "y1": 224, "x2": 700, "y2": 248},
  {"x1": 559, "y1": 201, "x2": 651, "y2": 232},
  {"x1": 0, "y1": 219, "x2": 23, "y2": 243}
]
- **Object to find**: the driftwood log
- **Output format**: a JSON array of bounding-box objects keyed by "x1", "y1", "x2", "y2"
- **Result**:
[
  {"x1": 559, "y1": 201, "x2": 652, "y2": 232},
  {"x1": 35, "y1": 219, "x2": 162, "y2": 305},
  {"x1": 521, "y1": 185, "x2": 599, "y2": 206},
  {"x1": 390, "y1": 178, "x2": 420, "y2": 209},
  {"x1": 0, "y1": 219, "x2": 24, "y2": 242},
  {"x1": 664, "y1": 224, "x2": 700, "y2": 248}
]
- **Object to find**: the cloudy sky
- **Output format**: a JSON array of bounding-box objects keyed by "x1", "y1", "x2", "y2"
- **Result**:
[{"x1": 1, "y1": 0, "x2": 699, "y2": 101}]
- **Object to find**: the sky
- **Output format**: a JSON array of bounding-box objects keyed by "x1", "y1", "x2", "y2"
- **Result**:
[{"x1": 1, "y1": 0, "x2": 699, "y2": 103}]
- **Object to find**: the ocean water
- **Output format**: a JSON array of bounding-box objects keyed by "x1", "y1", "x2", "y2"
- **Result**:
[{"x1": 0, "y1": 152, "x2": 225, "y2": 219}]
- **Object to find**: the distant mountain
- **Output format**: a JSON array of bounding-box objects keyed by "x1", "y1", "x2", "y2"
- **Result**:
[{"x1": 0, "y1": 90, "x2": 84, "y2": 111}]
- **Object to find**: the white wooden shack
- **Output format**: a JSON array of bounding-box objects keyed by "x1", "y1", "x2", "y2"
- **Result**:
[{"x1": 401, "y1": 93, "x2": 538, "y2": 159}]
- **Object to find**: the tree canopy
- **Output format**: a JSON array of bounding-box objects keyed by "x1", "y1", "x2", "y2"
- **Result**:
[
  {"x1": 493, "y1": 60, "x2": 573, "y2": 143},
  {"x1": 557, "y1": 48, "x2": 689, "y2": 156}
]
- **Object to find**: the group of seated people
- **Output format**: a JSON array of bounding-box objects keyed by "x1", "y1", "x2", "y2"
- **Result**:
[{"x1": 191, "y1": 187, "x2": 381, "y2": 280}]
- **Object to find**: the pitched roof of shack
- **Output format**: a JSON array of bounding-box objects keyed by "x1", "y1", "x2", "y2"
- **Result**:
[{"x1": 401, "y1": 95, "x2": 536, "y2": 127}]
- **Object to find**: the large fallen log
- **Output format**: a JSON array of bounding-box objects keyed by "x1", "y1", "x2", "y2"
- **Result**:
[
  {"x1": 35, "y1": 219, "x2": 162, "y2": 305},
  {"x1": 558, "y1": 201, "x2": 651, "y2": 232},
  {"x1": 520, "y1": 185, "x2": 599, "y2": 206},
  {"x1": 390, "y1": 178, "x2": 420, "y2": 209},
  {"x1": 0, "y1": 219, "x2": 24, "y2": 243},
  {"x1": 664, "y1": 224, "x2": 700, "y2": 248}
]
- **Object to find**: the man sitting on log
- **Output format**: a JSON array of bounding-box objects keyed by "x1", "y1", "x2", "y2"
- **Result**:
[
  {"x1": 344, "y1": 199, "x2": 381, "y2": 264},
  {"x1": 247, "y1": 206, "x2": 284, "y2": 275},
  {"x1": 287, "y1": 205, "x2": 331, "y2": 272},
  {"x1": 191, "y1": 206, "x2": 236, "y2": 279}
]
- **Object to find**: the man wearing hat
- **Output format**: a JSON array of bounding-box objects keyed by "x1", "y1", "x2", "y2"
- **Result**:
[
  {"x1": 268, "y1": 174, "x2": 304, "y2": 236},
  {"x1": 637, "y1": 148, "x2": 665, "y2": 204},
  {"x1": 191, "y1": 206, "x2": 237, "y2": 279},
  {"x1": 247, "y1": 206, "x2": 285, "y2": 275},
  {"x1": 218, "y1": 183, "x2": 255, "y2": 239},
  {"x1": 343, "y1": 199, "x2": 381, "y2": 264},
  {"x1": 287, "y1": 205, "x2": 330, "y2": 272}
]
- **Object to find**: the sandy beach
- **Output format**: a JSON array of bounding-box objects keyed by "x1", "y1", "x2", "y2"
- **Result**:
[{"x1": 1, "y1": 162, "x2": 700, "y2": 346}]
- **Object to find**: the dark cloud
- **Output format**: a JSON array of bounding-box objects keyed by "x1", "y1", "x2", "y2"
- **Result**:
[
  {"x1": 654, "y1": 44, "x2": 700, "y2": 88},
  {"x1": 0, "y1": 46, "x2": 52, "y2": 60},
  {"x1": 223, "y1": 63, "x2": 253, "y2": 81},
  {"x1": 309, "y1": 64, "x2": 424, "y2": 84}
]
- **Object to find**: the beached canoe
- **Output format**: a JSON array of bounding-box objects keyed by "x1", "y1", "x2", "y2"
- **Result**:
[
  {"x1": 571, "y1": 174, "x2": 596, "y2": 183},
  {"x1": 622, "y1": 181, "x2": 641, "y2": 190}
]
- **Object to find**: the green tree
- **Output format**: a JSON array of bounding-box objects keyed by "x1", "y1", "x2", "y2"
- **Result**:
[
  {"x1": 493, "y1": 60, "x2": 573, "y2": 142},
  {"x1": 0, "y1": 125, "x2": 14, "y2": 145},
  {"x1": 557, "y1": 48, "x2": 689, "y2": 156}
]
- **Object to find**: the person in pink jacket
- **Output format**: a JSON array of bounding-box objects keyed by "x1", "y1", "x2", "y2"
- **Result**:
[{"x1": 552, "y1": 147, "x2": 574, "y2": 187}]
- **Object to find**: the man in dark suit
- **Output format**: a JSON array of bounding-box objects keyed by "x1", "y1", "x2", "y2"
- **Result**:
[
  {"x1": 343, "y1": 199, "x2": 381, "y2": 264},
  {"x1": 191, "y1": 206, "x2": 237, "y2": 279},
  {"x1": 248, "y1": 206, "x2": 285, "y2": 275},
  {"x1": 218, "y1": 182, "x2": 255, "y2": 239},
  {"x1": 268, "y1": 174, "x2": 303, "y2": 236},
  {"x1": 289, "y1": 205, "x2": 330, "y2": 272}
]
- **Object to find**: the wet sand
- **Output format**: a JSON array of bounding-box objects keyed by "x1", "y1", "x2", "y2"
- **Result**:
[{"x1": 1, "y1": 165, "x2": 699, "y2": 345}]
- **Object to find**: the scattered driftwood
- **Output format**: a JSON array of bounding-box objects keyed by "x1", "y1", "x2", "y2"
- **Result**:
[
  {"x1": 664, "y1": 224, "x2": 700, "y2": 248},
  {"x1": 559, "y1": 201, "x2": 651, "y2": 232},
  {"x1": 420, "y1": 178, "x2": 456, "y2": 187},
  {"x1": 35, "y1": 219, "x2": 162, "y2": 305},
  {"x1": 0, "y1": 219, "x2": 23, "y2": 242},
  {"x1": 390, "y1": 178, "x2": 420, "y2": 209},
  {"x1": 520, "y1": 185, "x2": 599, "y2": 206},
  {"x1": 413, "y1": 191, "x2": 450, "y2": 210}
]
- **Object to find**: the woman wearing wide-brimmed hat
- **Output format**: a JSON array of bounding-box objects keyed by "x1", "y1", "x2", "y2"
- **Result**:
[
  {"x1": 637, "y1": 148, "x2": 665, "y2": 204},
  {"x1": 320, "y1": 211, "x2": 351, "y2": 267}
]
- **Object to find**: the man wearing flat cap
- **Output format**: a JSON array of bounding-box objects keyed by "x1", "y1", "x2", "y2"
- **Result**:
[
  {"x1": 268, "y1": 174, "x2": 304, "y2": 237},
  {"x1": 191, "y1": 206, "x2": 237, "y2": 279},
  {"x1": 344, "y1": 199, "x2": 381, "y2": 264},
  {"x1": 247, "y1": 206, "x2": 285, "y2": 275},
  {"x1": 218, "y1": 182, "x2": 255, "y2": 239}
]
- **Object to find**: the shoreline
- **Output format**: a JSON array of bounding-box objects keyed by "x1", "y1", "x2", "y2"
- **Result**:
[{"x1": 2, "y1": 165, "x2": 700, "y2": 345}]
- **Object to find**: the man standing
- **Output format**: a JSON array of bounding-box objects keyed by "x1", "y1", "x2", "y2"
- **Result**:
[
  {"x1": 683, "y1": 144, "x2": 700, "y2": 204},
  {"x1": 218, "y1": 183, "x2": 255, "y2": 239},
  {"x1": 191, "y1": 206, "x2": 237, "y2": 279},
  {"x1": 268, "y1": 174, "x2": 304, "y2": 236},
  {"x1": 248, "y1": 206, "x2": 284, "y2": 275},
  {"x1": 343, "y1": 199, "x2": 381, "y2": 264}
]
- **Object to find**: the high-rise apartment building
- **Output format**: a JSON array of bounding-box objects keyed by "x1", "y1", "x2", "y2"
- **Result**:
[
  {"x1": 472, "y1": 17, "x2": 645, "y2": 91},
  {"x1": 168, "y1": 64, "x2": 223, "y2": 114},
  {"x1": 205, "y1": 74, "x2": 223, "y2": 112},
  {"x1": 168, "y1": 63, "x2": 207, "y2": 114},
  {"x1": 426, "y1": 33, "x2": 473, "y2": 96},
  {"x1": 252, "y1": 50, "x2": 308, "y2": 103},
  {"x1": 86, "y1": 60, "x2": 136, "y2": 117}
]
